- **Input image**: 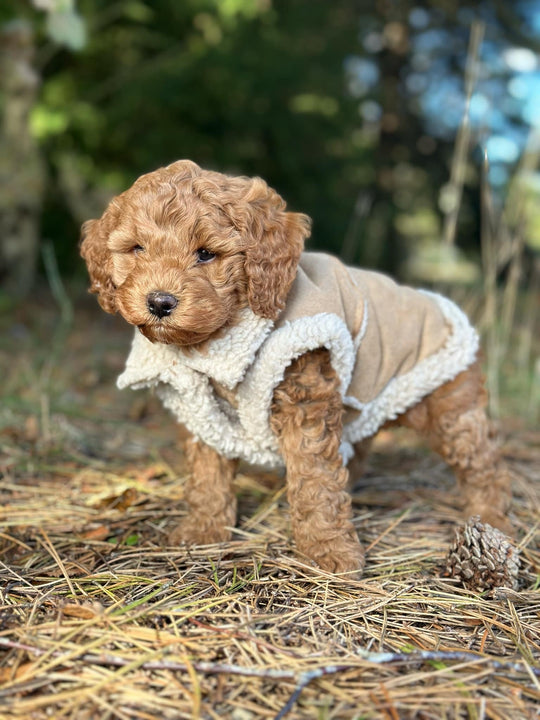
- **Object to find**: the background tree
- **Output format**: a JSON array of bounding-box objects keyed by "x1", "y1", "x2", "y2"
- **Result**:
[
  {"x1": 0, "y1": 20, "x2": 45, "y2": 296},
  {"x1": 0, "y1": 0, "x2": 538, "y2": 290}
]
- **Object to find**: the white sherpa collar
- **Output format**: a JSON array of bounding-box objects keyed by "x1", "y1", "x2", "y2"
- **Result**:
[
  {"x1": 117, "y1": 307, "x2": 274, "y2": 391},
  {"x1": 166, "y1": 307, "x2": 274, "y2": 389}
]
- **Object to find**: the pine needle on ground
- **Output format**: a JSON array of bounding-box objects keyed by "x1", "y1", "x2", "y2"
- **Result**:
[{"x1": 0, "y1": 297, "x2": 538, "y2": 720}]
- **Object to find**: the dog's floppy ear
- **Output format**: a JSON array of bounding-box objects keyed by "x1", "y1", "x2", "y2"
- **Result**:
[
  {"x1": 229, "y1": 177, "x2": 311, "y2": 319},
  {"x1": 80, "y1": 216, "x2": 117, "y2": 314}
]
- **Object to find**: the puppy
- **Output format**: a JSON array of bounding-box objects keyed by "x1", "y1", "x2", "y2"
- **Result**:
[{"x1": 81, "y1": 159, "x2": 511, "y2": 574}]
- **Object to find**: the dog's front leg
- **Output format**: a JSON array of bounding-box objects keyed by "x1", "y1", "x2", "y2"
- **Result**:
[
  {"x1": 270, "y1": 349, "x2": 365, "y2": 575},
  {"x1": 169, "y1": 436, "x2": 238, "y2": 546}
]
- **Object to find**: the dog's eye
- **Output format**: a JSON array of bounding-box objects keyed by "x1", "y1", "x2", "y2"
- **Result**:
[
  {"x1": 196, "y1": 248, "x2": 216, "y2": 264},
  {"x1": 130, "y1": 245, "x2": 144, "y2": 254}
]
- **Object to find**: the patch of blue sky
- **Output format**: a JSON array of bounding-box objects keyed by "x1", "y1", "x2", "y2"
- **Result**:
[
  {"x1": 501, "y1": 95, "x2": 527, "y2": 120},
  {"x1": 515, "y1": 0, "x2": 540, "y2": 34},
  {"x1": 483, "y1": 107, "x2": 509, "y2": 134},
  {"x1": 353, "y1": 2, "x2": 540, "y2": 188},
  {"x1": 501, "y1": 72, "x2": 540, "y2": 126},
  {"x1": 409, "y1": 7, "x2": 430, "y2": 30},
  {"x1": 503, "y1": 47, "x2": 538, "y2": 73},
  {"x1": 523, "y1": 93, "x2": 540, "y2": 126},
  {"x1": 344, "y1": 56, "x2": 379, "y2": 97},
  {"x1": 486, "y1": 135, "x2": 521, "y2": 163},
  {"x1": 413, "y1": 28, "x2": 453, "y2": 54},
  {"x1": 508, "y1": 76, "x2": 530, "y2": 99},
  {"x1": 488, "y1": 164, "x2": 509, "y2": 186},
  {"x1": 405, "y1": 72, "x2": 429, "y2": 95},
  {"x1": 481, "y1": 42, "x2": 511, "y2": 74},
  {"x1": 469, "y1": 93, "x2": 490, "y2": 120},
  {"x1": 421, "y1": 74, "x2": 521, "y2": 144},
  {"x1": 422, "y1": 85, "x2": 465, "y2": 137}
]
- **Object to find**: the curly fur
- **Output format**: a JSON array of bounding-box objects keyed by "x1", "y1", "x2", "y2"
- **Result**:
[
  {"x1": 395, "y1": 360, "x2": 512, "y2": 532},
  {"x1": 81, "y1": 160, "x2": 309, "y2": 348},
  {"x1": 270, "y1": 349, "x2": 365, "y2": 574},
  {"x1": 81, "y1": 159, "x2": 512, "y2": 576},
  {"x1": 169, "y1": 438, "x2": 238, "y2": 545}
]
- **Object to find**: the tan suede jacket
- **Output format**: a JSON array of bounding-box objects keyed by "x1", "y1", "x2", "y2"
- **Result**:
[{"x1": 118, "y1": 252, "x2": 479, "y2": 467}]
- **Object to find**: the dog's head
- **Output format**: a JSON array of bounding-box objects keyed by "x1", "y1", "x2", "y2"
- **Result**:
[{"x1": 80, "y1": 160, "x2": 311, "y2": 347}]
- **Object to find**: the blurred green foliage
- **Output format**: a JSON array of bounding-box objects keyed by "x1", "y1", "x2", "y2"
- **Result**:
[
  {"x1": 1, "y1": 0, "x2": 539, "y2": 283},
  {"x1": 4, "y1": 0, "x2": 370, "y2": 277}
]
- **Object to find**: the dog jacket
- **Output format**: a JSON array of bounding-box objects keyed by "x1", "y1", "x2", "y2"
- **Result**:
[{"x1": 117, "y1": 252, "x2": 479, "y2": 467}]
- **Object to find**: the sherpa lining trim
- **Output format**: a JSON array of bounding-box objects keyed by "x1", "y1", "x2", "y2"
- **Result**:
[
  {"x1": 235, "y1": 312, "x2": 356, "y2": 464},
  {"x1": 117, "y1": 307, "x2": 273, "y2": 391},
  {"x1": 341, "y1": 290, "x2": 479, "y2": 459},
  {"x1": 117, "y1": 292, "x2": 478, "y2": 469}
]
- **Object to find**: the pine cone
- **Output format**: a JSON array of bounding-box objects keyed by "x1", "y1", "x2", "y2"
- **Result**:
[{"x1": 446, "y1": 516, "x2": 520, "y2": 591}]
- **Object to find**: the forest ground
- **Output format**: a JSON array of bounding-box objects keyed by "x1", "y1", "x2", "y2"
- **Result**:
[{"x1": 0, "y1": 289, "x2": 538, "y2": 719}]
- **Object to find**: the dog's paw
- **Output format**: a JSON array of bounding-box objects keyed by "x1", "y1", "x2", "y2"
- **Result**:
[
  {"x1": 168, "y1": 519, "x2": 232, "y2": 546},
  {"x1": 300, "y1": 535, "x2": 365, "y2": 577},
  {"x1": 463, "y1": 505, "x2": 514, "y2": 538}
]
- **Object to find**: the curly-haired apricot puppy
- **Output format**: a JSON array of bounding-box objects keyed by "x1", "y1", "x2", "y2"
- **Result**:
[{"x1": 81, "y1": 159, "x2": 512, "y2": 575}]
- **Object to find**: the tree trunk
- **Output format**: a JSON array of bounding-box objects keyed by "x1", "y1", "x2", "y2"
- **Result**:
[{"x1": 0, "y1": 20, "x2": 45, "y2": 297}]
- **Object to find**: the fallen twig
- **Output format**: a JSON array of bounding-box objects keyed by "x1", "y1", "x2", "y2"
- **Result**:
[
  {"x1": 274, "y1": 651, "x2": 540, "y2": 719},
  {"x1": 1, "y1": 636, "x2": 538, "y2": 718}
]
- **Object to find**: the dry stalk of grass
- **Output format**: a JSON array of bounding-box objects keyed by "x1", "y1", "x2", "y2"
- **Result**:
[
  {"x1": 442, "y1": 20, "x2": 484, "y2": 249},
  {"x1": 478, "y1": 136, "x2": 540, "y2": 424},
  {"x1": 436, "y1": 23, "x2": 540, "y2": 426}
]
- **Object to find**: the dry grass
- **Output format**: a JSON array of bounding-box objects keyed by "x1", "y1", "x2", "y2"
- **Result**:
[{"x1": 0, "y1": 294, "x2": 539, "y2": 720}]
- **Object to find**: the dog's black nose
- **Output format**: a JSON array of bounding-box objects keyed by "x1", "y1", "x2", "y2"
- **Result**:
[{"x1": 147, "y1": 291, "x2": 178, "y2": 318}]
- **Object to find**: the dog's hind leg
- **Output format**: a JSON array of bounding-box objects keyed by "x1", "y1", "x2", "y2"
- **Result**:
[
  {"x1": 348, "y1": 437, "x2": 373, "y2": 482},
  {"x1": 400, "y1": 361, "x2": 512, "y2": 533}
]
